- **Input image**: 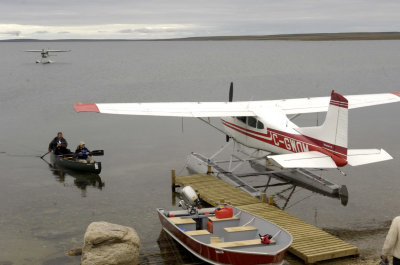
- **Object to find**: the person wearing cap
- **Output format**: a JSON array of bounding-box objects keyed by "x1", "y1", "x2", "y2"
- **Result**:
[
  {"x1": 74, "y1": 141, "x2": 94, "y2": 163},
  {"x1": 48, "y1": 132, "x2": 70, "y2": 155},
  {"x1": 382, "y1": 216, "x2": 400, "y2": 265}
]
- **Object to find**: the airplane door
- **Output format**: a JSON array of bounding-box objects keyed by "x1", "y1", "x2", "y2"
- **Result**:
[{"x1": 234, "y1": 116, "x2": 248, "y2": 146}]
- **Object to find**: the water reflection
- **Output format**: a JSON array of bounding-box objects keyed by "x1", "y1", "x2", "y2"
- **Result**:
[
  {"x1": 155, "y1": 230, "x2": 206, "y2": 265},
  {"x1": 42, "y1": 158, "x2": 104, "y2": 197}
]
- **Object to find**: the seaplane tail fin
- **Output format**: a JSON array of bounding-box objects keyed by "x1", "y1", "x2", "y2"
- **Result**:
[
  {"x1": 267, "y1": 151, "x2": 337, "y2": 168},
  {"x1": 296, "y1": 90, "x2": 348, "y2": 158},
  {"x1": 347, "y1": 149, "x2": 393, "y2": 166}
]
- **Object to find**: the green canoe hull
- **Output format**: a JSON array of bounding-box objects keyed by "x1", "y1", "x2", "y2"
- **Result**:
[{"x1": 50, "y1": 153, "x2": 102, "y2": 174}]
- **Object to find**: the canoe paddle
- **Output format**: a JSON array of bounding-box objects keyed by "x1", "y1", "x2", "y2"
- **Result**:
[
  {"x1": 40, "y1": 151, "x2": 51, "y2": 159},
  {"x1": 91, "y1": 150, "x2": 104, "y2": 156},
  {"x1": 62, "y1": 150, "x2": 104, "y2": 157}
]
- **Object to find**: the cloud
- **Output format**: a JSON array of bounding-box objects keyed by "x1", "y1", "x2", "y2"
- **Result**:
[
  {"x1": 0, "y1": 23, "x2": 197, "y2": 39},
  {"x1": 1, "y1": 0, "x2": 400, "y2": 39},
  {"x1": 118, "y1": 27, "x2": 182, "y2": 34},
  {"x1": 134, "y1": 28, "x2": 152, "y2": 33},
  {"x1": 0, "y1": 30, "x2": 21, "y2": 36},
  {"x1": 118, "y1": 29, "x2": 134, "y2": 34}
]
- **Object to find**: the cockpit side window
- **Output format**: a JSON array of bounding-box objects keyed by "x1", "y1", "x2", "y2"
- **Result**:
[
  {"x1": 257, "y1": 120, "x2": 264, "y2": 129},
  {"x1": 248, "y1": 117, "x2": 257, "y2": 128},
  {"x1": 236, "y1": 116, "x2": 247, "y2": 124}
]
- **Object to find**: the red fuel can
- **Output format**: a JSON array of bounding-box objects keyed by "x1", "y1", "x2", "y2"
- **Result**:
[{"x1": 215, "y1": 206, "x2": 233, "y2": 219}]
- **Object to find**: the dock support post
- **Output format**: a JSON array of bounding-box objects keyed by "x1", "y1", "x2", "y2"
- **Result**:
[
  {"x1": 207, "y1": 165, "x2": 212, "y2": 175},
  {"x1": 171, "y1": 169, "x2": 176, "y2": 191},
  {"x1": 261, "y1": 193, "x2": 267, "y2": 203},
  {"x1": 268, "y1": 196, "x2": 274, "y2": 205}
]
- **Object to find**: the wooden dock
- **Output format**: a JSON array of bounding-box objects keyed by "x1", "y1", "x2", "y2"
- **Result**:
[{"x1": 173, "y1": 173, "x2": 358, "y2": 264}]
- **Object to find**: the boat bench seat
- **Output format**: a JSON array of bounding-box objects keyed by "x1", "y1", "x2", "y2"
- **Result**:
[
  {"x1": 208, "y1": 216, "x2": 239, "y2": 222},
  {"x1": 208, "y1": 216, "x2": 240, "y2": 236},
  {"x1": 223, "y1": 226, "x2": 258, "y2": 242},
  {"x1": 224, "y1": 226, "x2": 257, "y2": 232},
  {"x1": 169, "y1": 217, "x2": 196, "y2": 231},
  {"x1": 210, "y1": 238, "x2": 275, "y2": 248},
  {"x1": 185, "y1": 229, "x2": 211, "y2": 244},
  {"x1": 169, "y1": 217, "x2": 196, "y2": 225}
]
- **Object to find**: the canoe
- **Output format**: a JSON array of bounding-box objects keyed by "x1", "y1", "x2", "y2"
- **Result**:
[
  {"x1": 157, "y1": 203, "x2": 292, "y2": 265},
  {"x1": 50, "y1": 152, "x2": 101, "y2": 174}
]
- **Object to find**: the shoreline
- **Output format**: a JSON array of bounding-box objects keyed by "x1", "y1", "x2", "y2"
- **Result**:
[{"x1": 2, "y1": 32, "x2": 400, "y2": 42}]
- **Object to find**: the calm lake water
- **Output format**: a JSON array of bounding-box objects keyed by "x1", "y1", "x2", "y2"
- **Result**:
[{"x1": 1, "y1": 40, "x2": 400, "y2": 264}]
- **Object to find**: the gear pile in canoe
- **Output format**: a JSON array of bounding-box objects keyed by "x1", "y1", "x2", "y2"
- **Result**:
[{"x1": 50, "y1": 151, "x2": 103, "y2": 174}]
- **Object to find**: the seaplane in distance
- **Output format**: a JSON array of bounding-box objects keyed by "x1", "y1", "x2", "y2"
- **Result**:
[
  {"x1": 74, "y1": 84, "x2": 400, "y2": 170},
  {"x1": 25, "y1": 49, "x2": 71, "y2": 64}
]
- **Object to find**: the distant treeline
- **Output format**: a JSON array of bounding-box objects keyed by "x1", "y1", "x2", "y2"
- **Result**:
[
  {"x1": 2, "y1": 32, "x2": 400, "y2": 42},
  {"x1": 176, "y1": 32, "x2": 400, "y2": 41}
]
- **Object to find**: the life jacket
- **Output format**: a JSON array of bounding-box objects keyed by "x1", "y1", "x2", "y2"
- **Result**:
[{"x1": 76, "y1": 148, "x2": 89, "y2": 159}]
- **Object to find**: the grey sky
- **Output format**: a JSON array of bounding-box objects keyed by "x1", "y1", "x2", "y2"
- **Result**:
[{"x1": 1, "y1": 0, "x2": 400, "y2": 40}]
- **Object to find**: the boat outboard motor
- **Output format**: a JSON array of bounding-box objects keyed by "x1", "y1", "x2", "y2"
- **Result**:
[{"x1": 178, "y1": 186, "x2": 200, "y2": 215}]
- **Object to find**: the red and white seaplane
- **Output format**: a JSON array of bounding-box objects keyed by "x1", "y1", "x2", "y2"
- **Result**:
[{"x1": 74, "y1": 85, "x2": 400, "y2": 170}]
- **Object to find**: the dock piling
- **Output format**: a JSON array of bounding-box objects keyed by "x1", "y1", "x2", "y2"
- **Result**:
[
  {"x1": 171, "y1": 169, "x2": 176, "y2": 191},
  {"x1": 261, "y1": 193, "x2": 267, "y2": 203},
  {"x1": 268, "y1": 196, "x2": 274, "y2": 205}
]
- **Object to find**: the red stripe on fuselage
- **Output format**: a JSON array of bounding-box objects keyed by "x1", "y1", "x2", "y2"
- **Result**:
[
  {"x1": 221, "y1": 119, "x2": 347, "y2": 165},
  {"x1": 222, "y1": 119, "x2": 270, "y2": 138},
  {"x1": 392, "y1": 92, "x2": 400, "y2": 97}
]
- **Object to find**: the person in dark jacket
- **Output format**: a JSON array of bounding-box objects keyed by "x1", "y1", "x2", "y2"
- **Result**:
[
  {"x1": 75, "y1": 141, "x2": 94, "y2": 163},
  {"x1": 48, "y1": 132, "x2": 70, "y2": 155}
]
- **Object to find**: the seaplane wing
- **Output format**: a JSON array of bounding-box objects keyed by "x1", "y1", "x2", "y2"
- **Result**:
[
  {"x1": 47, "y1": 50, "x2": 70, "y2": 52},
  {"x1": 74, "y1": 102, "x2": 256, "y2": 117},
  {"x1": 74, "y1": 92, "x2": 400, "y2": 117},
  {"x1": 25, "y1": 49, "x2": 70, "y2": 52},
  {"x1": 274, "y1": 92, "x2": 400, "y2": 115}
]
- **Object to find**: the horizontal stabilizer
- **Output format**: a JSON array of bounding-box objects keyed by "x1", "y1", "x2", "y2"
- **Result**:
[
  {"x1": 347, "y1": 149, "x2": 393, "y2": 166},
  {"x1": 267, "y1": 151, "x2": 337, "y2": 169}
]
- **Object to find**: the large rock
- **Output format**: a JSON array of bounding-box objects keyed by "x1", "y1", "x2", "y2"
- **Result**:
[{"x1": 81, "y1": 221, "x2": 140, "y2": 265}]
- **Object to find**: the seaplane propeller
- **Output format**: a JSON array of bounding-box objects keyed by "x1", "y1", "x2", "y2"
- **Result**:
[{"x1": 226, "y1": 82, "x2": 234, "y2": 142}]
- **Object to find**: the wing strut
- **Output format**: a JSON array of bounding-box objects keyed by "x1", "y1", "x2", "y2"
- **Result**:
[{"x1": 197, "y1": 118, "x2": 226, "y2": 135}]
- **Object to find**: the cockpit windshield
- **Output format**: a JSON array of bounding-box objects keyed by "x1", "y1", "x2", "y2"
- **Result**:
[{"x1": 236, "y1": 116, "x2": 247, "y2": 123}]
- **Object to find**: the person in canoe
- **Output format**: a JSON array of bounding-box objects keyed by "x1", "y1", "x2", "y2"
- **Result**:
[
  {"x1": 74, "y1": 141, "x2": 94, "y2": 163},
  {"x1": 48, "y1": 132, "x2": 71, "y2": 155}
]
